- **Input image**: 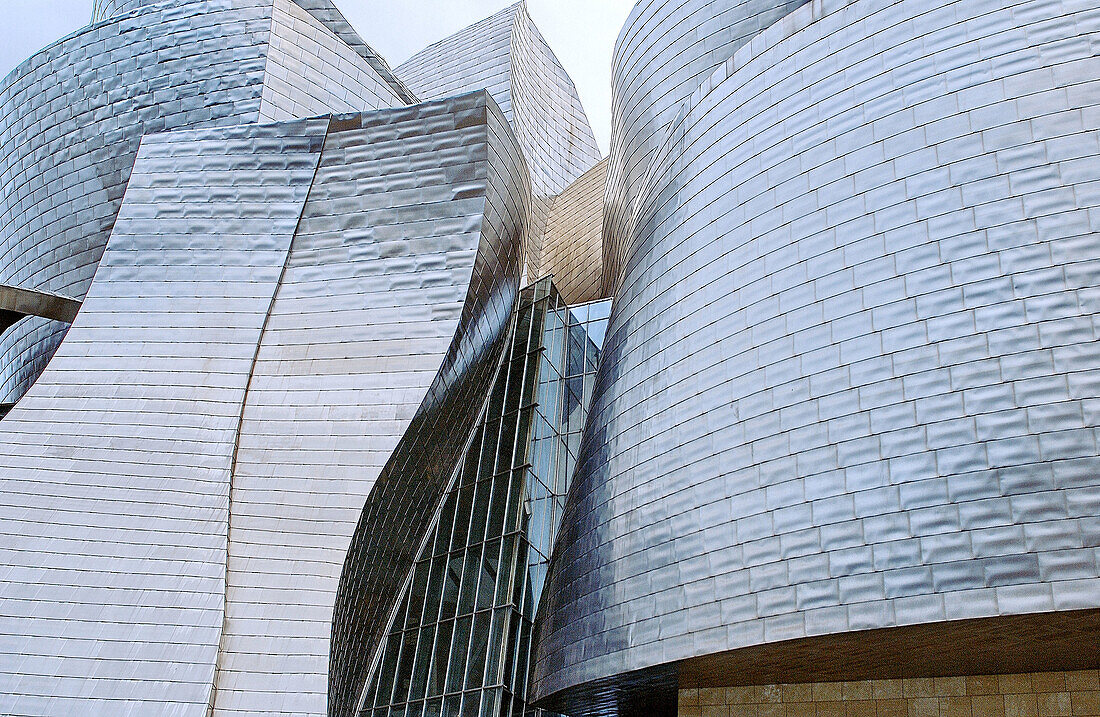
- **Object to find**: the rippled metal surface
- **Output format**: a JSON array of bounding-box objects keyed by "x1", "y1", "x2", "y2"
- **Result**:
[
  {"x1": 217, "y1": 94, "x2": 525, "y2": 716},
  {"x1": 328, "y1": 91, "x2": 531, "y2": 717},
  {"x1": 0, "y1": 0, "x2": 409, "y2": 408},
  {"x1": 535, "y1": 0, "x2": 1100, "y2": 709},
  {"x1": 396, "y1": 3, "x2": 603, "y2": 279},
  {"x1": 93, "y1": 0, "x2": 417, "y2": 107}
]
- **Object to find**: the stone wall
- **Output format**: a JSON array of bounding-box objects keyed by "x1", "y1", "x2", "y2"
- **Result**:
[{"x1": 680, "y1": 671, "x2": 1100, "y2": 717}]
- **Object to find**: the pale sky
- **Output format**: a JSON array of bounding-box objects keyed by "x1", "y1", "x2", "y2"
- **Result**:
[{"x1": 0, "y1": 0, "x2": 634, "y2": 152}]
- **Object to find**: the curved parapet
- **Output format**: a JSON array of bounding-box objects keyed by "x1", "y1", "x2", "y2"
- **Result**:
[
  {"x1": 0, "y1": 0, "x2": 409, "y2": 409},
  {"x1": 602, "y1": 0, "x2": 808, "y2": 293},
  {"x1": 539, "y1": 158, "x2": 610, "y2": 304},
  {"x1": 327, "y1": 92, "x2": 530, "y2": 717},
  {"x1": 536, "y1": 0, "x2": 1100, "y2": 710},
  {"x1": 397, "y1": 2, "x2": 601, "y2": 277},
  {"x1": 0, "y1": 118, "x2": 329, "y2": 715}
]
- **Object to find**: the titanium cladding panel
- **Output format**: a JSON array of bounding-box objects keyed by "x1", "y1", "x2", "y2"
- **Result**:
[
  {"x1": 0, "y1": 0, "x2": 408, "y2": 409},
  {"x1": 602, "y1": 0, "x2": 809, "y2": 293},
  {"x1": 329, "y1": 93, "x2": 531, "y2": 717},
  {"x1": 0, "y1": 0, "x2": 271, "y2": 406},
  {"x1": 396, "y1": 2, "x2": 602, "y2": 277},
  {"x1": 0, "y1": 90, "x2": 531, "y2": 715},
  {"x1": 535, "y1": 0, "x2": 1100, "y2": 704},
  {"x1": 540, "y1": 158, "x2": 611, "y2": 305},
  {"x1": 217, "y1": 94, "x2": 527, "y2": 717},
  {"x1": 0, "y1": 118, "x2": 328, "y2": 715}
]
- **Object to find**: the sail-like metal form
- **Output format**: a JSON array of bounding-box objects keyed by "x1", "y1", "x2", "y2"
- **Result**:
[
  {"x1": 397, "y1": 2, "x2": 602, "y2": 280},
  {"x1": 534, "y1": 0, "x2": 1100, "y2": 711},
  {"x1": 0, "y1": 0, "x2": 411, "y2": 408}
]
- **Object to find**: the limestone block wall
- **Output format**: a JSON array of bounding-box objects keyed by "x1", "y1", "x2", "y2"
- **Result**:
[{"x1": 680, "y1": 671, "x2": 1100, "y2": 717}]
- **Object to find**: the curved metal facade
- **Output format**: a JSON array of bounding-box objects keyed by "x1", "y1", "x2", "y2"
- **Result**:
[
  {"x1": 3, "y1": 1, "x2": 1098, "y2": 715},
  {"x1": 327, "y1": 93, "x2": 531, "y2": 717},
  {"x1": 218, "y1": 92, "x2": 529, "y2": 717},
  {"x1": 0, "y1": 117, "x2": 329, "y2": 715},
  {"x1": 0, "y1": 0, "x2": 409, "y2": 409},
  {"x1": 396, "y1": 2, "x2": 602, "y2": 278},
  {"x1": 535, "y1": 0, "x2": 1100, "y2": 707},
  {"x1": 601, "y1": 0, "x2": 809, "y2": 293}
]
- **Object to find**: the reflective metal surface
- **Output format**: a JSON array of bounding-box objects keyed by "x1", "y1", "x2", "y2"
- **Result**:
[
  {"x1": 601, "y1": 0, "x2": 809, "y2": 294},
  {"x1": 218, "y1": 94, "x2": 526, "y2": 716},
  {"x1": 0, "y1": 117, "x2": 329, "y2": 715},
  {"x1": 328, "y1": 91, "x2": 531, "y2": 717},
  {"x1": 3, "y1": 0, "x2": 1098, "y2": 714},
  {"x1": 0, "y1": 0, "x2": 409, "y2": 408},
  {"x1": 396, "y1": 2, "x2": 603, "y2": 279},
  {"x1": 535, "y1": 0, "x2": 1100, "y2": 709}
]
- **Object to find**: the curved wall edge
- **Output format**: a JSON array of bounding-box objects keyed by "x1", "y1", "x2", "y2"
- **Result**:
[{"x1": 536, "y1": 0, "x2": 1100, "y2": 706}]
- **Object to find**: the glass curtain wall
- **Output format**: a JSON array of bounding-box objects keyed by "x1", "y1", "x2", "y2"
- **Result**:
[{"x1": 358, "y1": 278, "x2": 610, "y2": 717}]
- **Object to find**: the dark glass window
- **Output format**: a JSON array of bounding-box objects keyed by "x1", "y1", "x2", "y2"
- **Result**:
[{"x1": 357, "y1": 280, "x2": 610, "y2": 717}]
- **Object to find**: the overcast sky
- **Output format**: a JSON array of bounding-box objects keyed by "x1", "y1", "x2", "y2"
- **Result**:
[{"x1": 0, "y1": 0, "x2": 634, "y2": 152}]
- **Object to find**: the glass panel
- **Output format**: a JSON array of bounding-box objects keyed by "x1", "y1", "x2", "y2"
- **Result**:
[
  {"x1": 485, "y1": 471, "x2": 509, "y2": 539},
  {"x1": 393, "y1": 629, "x2": 418, "y2": 704},
  {"x1": 443, "y1": 695, "x2": 462, "y2": 717},
  {"x1": 468, "y1": 478, "x2": 492, "y2": 546},
  {"x1": 457, "y1": 548, "x2": 481, "y2": 616},
  {"x1": 460, "y1": 693, "x2": 480, "y2": 717},
  {"x1": 446, "y1": 615, "x2": 472, "y2": 694},
  {"x1": 440, "y1": 553, "x2": 462, "y2": 622},
  {"x1": 480, "y1": 689, "x2": 502, "y2": 716},
  {"x1": 496, "y1": 535, "x2": 517, "y2": 606},
  {"x1": 405, "y1": 560, "x2": 430, "y2": 630},
  {"x1": 450, "y1": 484, "x2": 475, "y2": 550},
  {"x1": 423, "y1": 556, "x2": 446, "y2": 625},
  {"x1": 501, "y1": 612, "x2": 521, "y2": 687},
  {"x1": 476, "y1": 539, "x2": 500, "y2": 612},
  {"x1": 424, "y1": 698, "x2": 444, "y2": 717},
  {"x1": 409, "y1": 624, "x2": 433, "y2": 701},
  {"x1": 434, "y1": 490, "x2": 458, "y2": 558},
  {"x1": 465, "y1": 610, "x2": 491, "y2": 690},
  {"x1": 428, "y1": 620, "x2": 453, "y2": 697},
  {"x1": 374, "y1": 631, "x2": 401, "y2": 707},
  {"x1": 484, "y1": 608, "x2": 508, "y2": 688}
]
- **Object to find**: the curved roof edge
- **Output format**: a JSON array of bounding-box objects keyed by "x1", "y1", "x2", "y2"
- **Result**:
[{"x1": 88, "y1": 0, "x2": 418, "y2": 104}]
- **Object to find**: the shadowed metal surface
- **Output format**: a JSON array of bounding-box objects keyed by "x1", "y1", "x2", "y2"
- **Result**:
[
  {"x1": 535, "y1": 0, "x2": 1100, "y2": 710},
  {"x1": 0, "y1": 285, "x2": 80, "y2": 337},
  {"x1": 396, "y1": 2, "x2": 602, "y2": 279},
  {"x1": 539, "y1": 158, "x2": 610, "y2": 304},
  {"x1": 92, "y1": 0, "x2": 416, "y2": 105},
  {"x1": 0, "y1": 0, "x2": 409, "y2": 409},
  {"x1": 0, "y1": 117, "x2": 328, "y2": 715},
  {"x1": 328, "y1": 91, "x2": 531, "y2": 717}
]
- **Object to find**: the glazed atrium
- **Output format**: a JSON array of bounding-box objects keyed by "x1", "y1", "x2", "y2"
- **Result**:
[{"x1": 0, "y1": 1, "x2": 1098, "y2": 716}]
